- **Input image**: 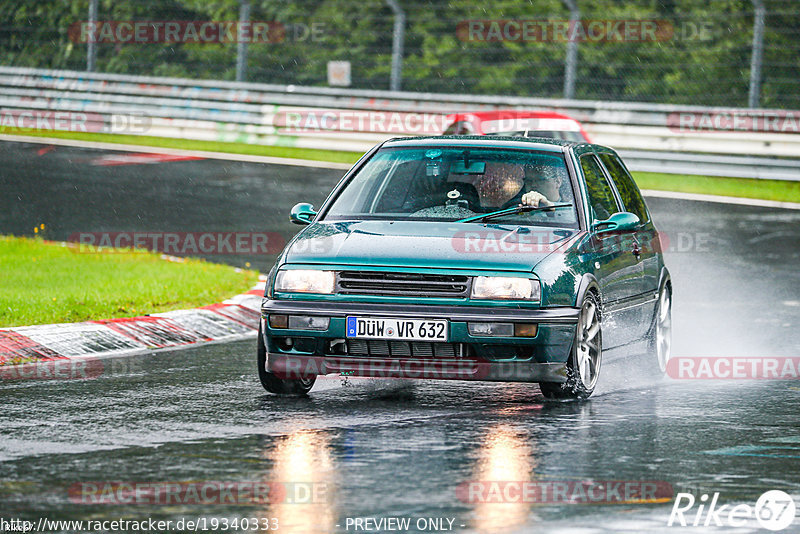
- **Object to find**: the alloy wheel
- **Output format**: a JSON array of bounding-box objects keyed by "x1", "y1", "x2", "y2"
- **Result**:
[
  {"x1": 655, "y1": 287, "x2": 672, "y2": 373},
  {"x1": 576, "y1": 298, "x2": 601, "y2": 390}
]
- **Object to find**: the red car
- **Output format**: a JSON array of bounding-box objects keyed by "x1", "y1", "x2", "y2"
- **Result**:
[{"x1": 443, "y1": 110, "x2": 590, "y2": 143}]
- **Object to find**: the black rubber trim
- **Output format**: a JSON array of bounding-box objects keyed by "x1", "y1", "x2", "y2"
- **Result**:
[
  {"x1": 262, "y1": 298, "x2": 580, "y2": 323},
  {"x1": 267, "y1": 353, "x2": 569, "y2": 383}
]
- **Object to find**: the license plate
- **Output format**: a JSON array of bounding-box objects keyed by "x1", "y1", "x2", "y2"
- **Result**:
[{"x1": 346, "y1": 316, "x2": 448, "y2": 341}]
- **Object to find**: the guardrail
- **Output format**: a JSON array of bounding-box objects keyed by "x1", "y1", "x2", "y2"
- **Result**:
[{"x1": 0, "y1": 65, "x2": 798, "y2": 180}]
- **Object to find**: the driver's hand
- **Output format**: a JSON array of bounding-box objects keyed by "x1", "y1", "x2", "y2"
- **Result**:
[{"x1": 520, "y1": 191, "x2": 551, "y2": 207}]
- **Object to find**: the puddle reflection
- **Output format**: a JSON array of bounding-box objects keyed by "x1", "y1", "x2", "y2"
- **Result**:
[
  {"x1": 259, "y1": 429, "x2": 337, "y2": 533},
  {"x1": 471, "y1": 424, "x2": 537, "y2": 532}
]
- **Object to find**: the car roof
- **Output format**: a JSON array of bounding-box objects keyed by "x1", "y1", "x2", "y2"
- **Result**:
[{"x1": 382, "y1": 135, "x2": 593, "y2": 152}]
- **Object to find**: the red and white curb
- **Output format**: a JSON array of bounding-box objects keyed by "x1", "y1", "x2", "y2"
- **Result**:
[
  {"x1": 90, "y1": 152, "x2": 205, "y2": 166},
  {"x1": 0, "y1": 276, "x2": 266, "y2": 369}
]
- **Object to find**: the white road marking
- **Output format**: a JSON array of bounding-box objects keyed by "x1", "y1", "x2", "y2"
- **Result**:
[
  {"x1": 640, "y1": 189, "x2": 800, "y2": 210},
  {"x1": 0, "y1": 133, "x2": 354, "y2": 170}
]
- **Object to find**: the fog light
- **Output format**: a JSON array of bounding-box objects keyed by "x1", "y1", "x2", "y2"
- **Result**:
[
  {"x1": 288, "y1": 315, "x2": 330, "y2": 330},
  {"x1": 277, "y1": 337, "x2": 293, "y2": 351},
  {"x1": 514, "y1": 323, "x2": 538, "y2": 337},
  {"x1": 468, "y1": 322, "x2": 514, "y2": 337},
  {"x1": 269, "y1": 314, "x2": 288, "y2": 328}
]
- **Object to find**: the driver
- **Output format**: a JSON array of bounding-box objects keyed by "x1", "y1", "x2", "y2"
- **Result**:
[
  {"x1": 450, "y1": 162, "x2": 566, "y2": 210},
  {"x1": 520, "y1": 163, "x2": 568, "y2": 207},
  {"x1": 447, "y1": 162, "x2": 528, "y2": 211},
  {"x1": 473, "y1": 162, "x2": 525, "y2": 209}
]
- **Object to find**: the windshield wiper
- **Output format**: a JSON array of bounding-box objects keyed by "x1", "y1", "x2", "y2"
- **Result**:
[{"x1": 455, "y1": 203, "x2": 573, "y2": 223}]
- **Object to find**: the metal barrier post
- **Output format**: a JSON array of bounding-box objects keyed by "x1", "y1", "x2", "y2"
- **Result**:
[
  {"x1": 87, "y1": 0, "x2": 98, "y2": 72},
  {"x1": 748, "y1": 0, "x2": 765, "y2": 108},
  {"x1": 236, "y1": 0, "x2": 251, "y2": 82},
  {"x1": 385, "y1": 0, "x2": 405, "y2": 92},
  {"x1": 563, "y1": 0, "x2": 579, "y2": 100}
]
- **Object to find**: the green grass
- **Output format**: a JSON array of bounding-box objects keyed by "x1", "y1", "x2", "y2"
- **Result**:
[
  {"x1": 4, "y1": 128, "x2": 798, "y2": 202},
  {"x1": 633, "y1": 171, "x2": 800, "y2": 203},
  {"x1": 0, "y1": 235, "x2": 259, "y2": 327}
]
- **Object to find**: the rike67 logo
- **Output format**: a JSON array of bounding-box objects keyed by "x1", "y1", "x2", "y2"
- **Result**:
[{"x1": 669, "y1": 490, "x2": 796, "y2": 531}]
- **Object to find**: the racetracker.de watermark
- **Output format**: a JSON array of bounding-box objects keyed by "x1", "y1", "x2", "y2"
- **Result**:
[
  {"x1": 275, "y1": 356, "x2": 483, "y2": 381},
  {"x1": 667, "y1": 111, "x2": 800, "y2": 134},
  {"x1": 68, "y1": 481, "x2": 329, "y2": 505},
  {"x1": 667, "y1": 357, "x2": 800, "y2": 380},
  {"x1": 68, "y1": 231, "x2": 285, "y2": 255},
  {"x1": 68, "y1": 21, "x2": 325, "y2": 44},
  {"x1": 451, "y1": 230, "x2": 712, "y2": 255},
  {"x1": 456, "y1": 19, "x2": 713, "y2": 42},
  {"x1": 0, "y1": 358, "x2": 142, "y2": 382},
  {"x1": 276, "y1": 110, "x2": 450, "y2": 135},
  {"x1": 0, "y1": 109, "x2": 150, "y2": 134},
  {"x1": 456, "y1": 480, "x2": 673, "y2": 504}
]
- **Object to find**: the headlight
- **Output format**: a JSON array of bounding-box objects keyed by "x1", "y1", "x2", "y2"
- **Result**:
[
  {"x1": 274, "y1": 269, "x2": 335, "y2": 294},
  {"x1": 471, "y1": 276, "x2": 540, "y2": 301}
]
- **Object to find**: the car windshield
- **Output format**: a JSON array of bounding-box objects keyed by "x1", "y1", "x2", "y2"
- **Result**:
[{"x1": 323, "y1": 146, "x2": 579, "y2": 227}]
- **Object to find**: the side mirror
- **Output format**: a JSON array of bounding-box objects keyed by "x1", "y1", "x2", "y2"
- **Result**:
[
  {"x1": 592, "y1": 212, "x2": 640, "y2": 234},
  {"x1": 290, "y1": 203, "x2": 317, "y2": 225}
]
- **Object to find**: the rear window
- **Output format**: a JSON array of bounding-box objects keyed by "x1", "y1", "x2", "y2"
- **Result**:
[
  {"x1": 442, "y1": 121, "x2": 474, "y2": 135},
  {"x1": 481, "y1": 118, "x2": 582, "y2": 135}
]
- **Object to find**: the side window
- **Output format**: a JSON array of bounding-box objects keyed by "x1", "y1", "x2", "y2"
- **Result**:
[
  {"x1": 580, "y1": 154, "x2": 619, "y2": 221},
  {"x1": 599, "y1": 153, "x2": 649, "y2": 223}
]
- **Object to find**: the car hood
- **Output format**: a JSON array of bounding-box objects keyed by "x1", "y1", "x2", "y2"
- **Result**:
[{"x1": 282, "y1": 220, "x2": 578, "y2": 272}]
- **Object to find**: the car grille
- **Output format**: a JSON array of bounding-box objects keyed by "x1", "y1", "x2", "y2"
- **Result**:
[
  {"x1": 345, "y1": 339, "x2": 468, "y2": 359},
  {"x1": 337, "y1": 271, "x2": 470, "y2": 298}
]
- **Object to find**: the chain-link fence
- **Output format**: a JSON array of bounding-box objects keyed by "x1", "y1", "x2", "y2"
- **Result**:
[{"x1": 1, "y1": 0, "x2": 798, "y2": 109}]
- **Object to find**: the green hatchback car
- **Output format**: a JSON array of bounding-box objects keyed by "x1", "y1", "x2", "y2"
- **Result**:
[{"x1": 259, "y1": 136, "x2": 672, "y2": 399}]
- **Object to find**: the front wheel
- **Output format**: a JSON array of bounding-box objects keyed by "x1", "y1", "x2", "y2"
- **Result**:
[
  {"x1": 645, "y1": 283, "x2": 672, "y2": 375},
  {"x1": 257, "y1": 325, "x2": 316, "y2": 395},
  {"x1": 539, "y1": 292, "x2": 602, "y2": 400}
]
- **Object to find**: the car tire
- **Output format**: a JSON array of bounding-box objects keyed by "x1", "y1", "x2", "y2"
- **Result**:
[
  {"x1": 539, "y1": 292, "x2": 602, "y2": 400},
  {"x1": 257, "y1": 324, "x2": 316, "y2": 395},
  {"x1": 644, "y1": 282, "x2": 672, "y2": 376}
]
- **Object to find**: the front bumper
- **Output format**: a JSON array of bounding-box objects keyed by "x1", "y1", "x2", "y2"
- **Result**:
[{"x1": 261, "y1": 299, "x2": 579, "y2": 383}]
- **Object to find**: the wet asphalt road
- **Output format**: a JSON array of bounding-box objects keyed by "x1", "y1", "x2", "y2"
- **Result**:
[
  {"x1": 0, "y1": 141, "x2": 339, "y2": 272},
  {"x1": 2, "y1": 141, "x2": 800, "y2": 533}
]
